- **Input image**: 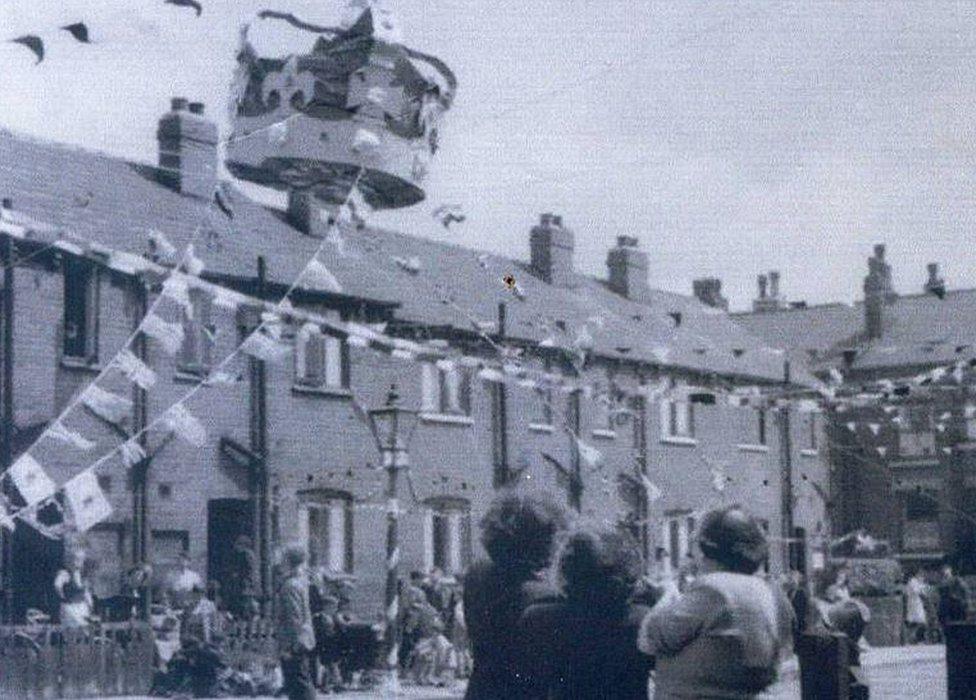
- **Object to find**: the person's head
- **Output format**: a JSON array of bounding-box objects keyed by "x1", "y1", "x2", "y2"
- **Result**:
[
  {"x1": 836, "y1": 568, "x2": 849, "y2": 585},
  {"x1": 410, "y1": 570, "x2": 425, "y2": 585},
  {"x1": 697, "y1": 505, "x2": 768, "y2": 575},
  {"x1": 558, "y1": 530, "x2": 641, "y2": 613},
  {"x1": 282, "y1": 543, "x2": 307, "y2": 575},
  {"x1": 430, "y1": 567, "x2": 444, "y2": 583},
  {"x1": 188, "y1": 582, "x2": 205, "y2": 605},
  {"x1": 481, "y1": 492, "x2": 567, "y2": 578}
]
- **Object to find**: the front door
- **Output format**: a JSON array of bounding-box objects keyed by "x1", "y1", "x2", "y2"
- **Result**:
[{"x1": 207, "y1": 499, "x2": 253, "y2": 607}]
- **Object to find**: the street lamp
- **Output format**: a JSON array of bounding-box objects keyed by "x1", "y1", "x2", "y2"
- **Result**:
[{"x1": 367, "y1": 384, "x2": 418, "y2": 691}]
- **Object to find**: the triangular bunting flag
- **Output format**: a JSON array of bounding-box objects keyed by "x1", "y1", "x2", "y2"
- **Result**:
[
  {"x1": 943, "y1": 447, "x2": 953, "y2": 455},
  {"x1": 710, "y1": 465, "x2": 726, "y2": 493},
  {"x1": 877, "y1": 446, "x2": 887, "y2": 457},
  {"x1": 9, "y1": 454, "x2": 56, "y2": 506},
  {"x1": 241, "y1": 331, "x2": 290, "y2": 363},
  {"x1": 162, "y1": 276, "x2": 193, "y2": 315},
  {"x1": 119, "y1": 439, "x2": 147, "y2": 468},
  {"x1": 115, "y1": 350, "x2": 157, "y2": 390},
  {"x1": 185, "y1": 244, "x2": 205, "y2": 276},
  {"x1": 163, "y1": 404, "x2": 207, "y2": 447},
  {"x1": 0, "y1": 504, "x2": 14, "y2": 532},
  {"x1": 142, "y1": 313, "x2": 185, "y2": 355},
  {"x1": 936, "y1": 423, "x2": 947, "y2": 433},
  {"x1": 64, "y1": 471, "x2": 112, "y2": 533},
  {"x1": 846, "y1": 422, "x2": 857, "y2": 432},
  {"x1": 640, "y1": 473, "x2": 663, "y2": 503},
  {"x1": 147, "y1": 229, "x2": 176, "y2": 260},
  {"x1": 868, "y1": 423, "x2": 880, "y2": 436},
  {"x1": 82, "y1": 385, "x2": 132, "y2": 424},
  {"x1": 576, "y1": 437, "x2": 603, "y2": 468},
  {"x1": 303, "y1": 259, "x2": 343, "y2": 293},
  {"x1": 48, "y1": 421, "x2": 95, "y2": 451},
  {"x1": 213, "y1": 287, "x2": 244, "y2": 311}
]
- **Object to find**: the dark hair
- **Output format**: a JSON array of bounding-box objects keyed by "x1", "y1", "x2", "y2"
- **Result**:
[
  {"x1": 697, "y1": 505, "x2": 768, "y2": 575},
  {"x1": 558, "y1": 530, "x2": 641, "y2": 613},
  {"x1": 480, "y1": 492, "x2": 567, "y2": 577}
]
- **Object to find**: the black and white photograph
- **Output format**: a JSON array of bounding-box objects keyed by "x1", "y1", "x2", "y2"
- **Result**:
[{"x1": 1, "y1": 1, "x2": 976, "y2": 698}]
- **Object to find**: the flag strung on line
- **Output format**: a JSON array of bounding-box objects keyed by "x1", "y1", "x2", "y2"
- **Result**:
[
  {"x1": 162, "y1": 276, "x2": 193, "y2": 316},
  {"x1": 163, "y1": 404, "x2": 207, "y2": 447},
  {"x1": 241, "y1": 331, "x2": 290, "y2": 363},
  {"x1": 303, "y1": 259, "x2": 343, "y2": 293},
  {"x1": 142, "y1": 313, "x2": 185, "y2": 355},
  {"x1": 64, "y1": 471, "x2": 112, "y2": 533},
  {"x1": 9, "y1": 454, "x2": 56, "y2": 507},
  {"x1": 115, "y1": 350, "x2": 157, "y2": 390},
  {"x1": 48, "y1": 421, "x2": 95, "y2": 451},
  {"x1": 82, "y1": 385, "x2": 133, "y2": 425},
  {"x1": 185, "y1": 244, "x2": 205, "y2": 276},
  {"x1": 119, "y1": 439, "x2": 147, "y2": 468}
]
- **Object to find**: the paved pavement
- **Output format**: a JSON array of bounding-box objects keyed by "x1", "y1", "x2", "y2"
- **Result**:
[{"x1": 84, "y1": 644, "x2": 948, "y2": 699}]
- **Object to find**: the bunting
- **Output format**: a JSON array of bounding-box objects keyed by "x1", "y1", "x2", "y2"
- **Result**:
[
  {"x1": 303, "y1": 259, "x2": 343, "y2": 293},
  {"x1": 142, "y1": 313, "x2": 185, "y2": 355},
  {"x1": 64, "y1": 471, "x2": 112, "y2": 533},
  {"x1": 82, "y1": 385, "x2": 132, "y2": 425},
  {"x1": 115, "y1": 350, "x2": 157, "y2": 390},
  {"x1": 48, "y1": 422, "x2": 95, "y2": 451},
  {"x1": 162, "y1": 276, "x2": 193, "y2": 315},
  {"x1": 163, "y1": 405, "x2": 207, "y2": 447},
  {"x1": 9, "y1": 454, "x2": 56, "y2": 506},
  {"x1": 119, "y1": 439, "x2": 147, "y2": 468},
  {"x1": 241, "y1": 331, "x2": 290, "y2": 363}
]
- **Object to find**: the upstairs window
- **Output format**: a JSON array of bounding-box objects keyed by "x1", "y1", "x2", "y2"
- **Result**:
[
  {"x1": 756, "y1": 408, "x2": 768, "y2": 446},
  {"x1": 534, "y1": 384, "x2": 554, "y2": 427},
  {"x1": 898, "y1": 405, "x2": 935, "y2": 457},
  {"x1": 422, "y1": 362, "x2": 472, "y2": 416},
  {"x1": 178, "y1": 288, "x2": 214, "y2": 375},
  {"x1": 661, "y1": 389, "x2": 695, "y2": 440},
  {"x1": 660, "y1": 512, "x2": 695, "y2": 576},
  {"x1": 805, "y1": 413, "x2": 818, "y2": 451},
  {"x1": 63, "y1": 259, "x2": 99, "y2": 362},
  {"x1": 424, "y1": 498, "x2": 472, "y2": 576},
  {"x1": 295, "y1": 323, "x2": 348, "y2": 389}
]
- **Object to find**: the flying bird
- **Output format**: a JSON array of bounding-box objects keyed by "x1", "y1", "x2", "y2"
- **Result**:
[
  {"x1": 165, "y1": 0, "x2": 203, "y2": 17},
  {"x1": 10, "y1": 35, "x2": 44, "y2": 64},
  {"x1": 61, "y1": 23, "x2": 91, "y2": 43},
  {"x1": 432, "y1": 204, "x2": 466, "y2": 229}
]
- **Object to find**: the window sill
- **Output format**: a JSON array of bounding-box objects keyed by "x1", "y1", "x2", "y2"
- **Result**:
[
  {"x1": 660, "y1": 436, "x2": 697, "y2": 447},
  {"x1": 591, "y1": 429, "x2": 617, "y2": 440},
  {"x1": 801, "y1": 449, "x2": 819, "y2": 458},
  {"x1": 528, "y1": 423, "x2": 555, "y2": 434},
  {"x1": 292, "y1": 384, "x2": 352, "y2": 399},
  {"x1": 736, "y1": 444, "x2": 770, "y2": 454},
  {"x1": 420, "y1": 412, "x2": 474, "y2": 426},
  {"x1": 60, "y1": 357, "x2": 101, "y2": 373}
]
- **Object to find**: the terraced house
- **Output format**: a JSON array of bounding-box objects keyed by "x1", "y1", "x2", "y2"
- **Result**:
[
  {"x1": 736, "y1": 246, "x2": 976, "y2": 574},
  {"x1": 0, "y1": 98, "x2": 828, "y2": 622}
]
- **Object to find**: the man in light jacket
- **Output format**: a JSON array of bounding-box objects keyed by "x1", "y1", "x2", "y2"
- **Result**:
[
  {"x1": 639, "y1": 506, "x2": 794, "y2": 699},
  {"x1": 276, "y1": 544, "x2": 316, "y2": 700}
]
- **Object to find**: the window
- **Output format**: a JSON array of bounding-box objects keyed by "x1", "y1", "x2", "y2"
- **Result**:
[
  {"x1": 898, "y1": 405, "x2": 935, "y2": 457},
  {"x1": 297, "y1": 491, "x2": 353, "y2": 574},
  {"x1": 295, "y1": 323, "x2": 348, "y2": 389},
  {"x1": 661, "y1": 390, "x2": 695, "y2": 440},
  {"x1": 660, "y1": 513, "x2": 695, "y2": 576},
  {"x1": 903, "y1": 490, "x2": 941, "y2": 551},
  {"x1": 63, "y1": 258, "x2": 98, "y2": 362},
  {"x1": 151, "y1": 529, "x2": 190, "y2": 570},
  {"x1": 423, "y1": 499, "x2": 472, "y2": 576},
  {"x1": 756, "y1": 409, "x2": 768, "y2": 446},
  {"x1": 535, "y1": 385, "x2": 554, "y2": 427},
  {"x1": 178, "y1": 289, "x2": 213, "y2": 375},
  {"x1": 422, "y1": 362, "x2": 472, "y2": 416},
  {"x1": 87, "y1": 523, "x2": 125, "y2": 598},
  {"x1": 805, "y1": 413, "x2": 818, "y2": 451}
]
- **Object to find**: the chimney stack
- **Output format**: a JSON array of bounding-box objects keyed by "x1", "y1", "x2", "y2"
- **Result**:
[
  {"x1": 530, "y1": 213, "x2": 575, "y2": 286},
  {"x1": 924, "y1": 262, "x2": 946, "y2": 297},
  {"x1": 157, "y1": 97, "x2": 219, "y2": 200},
  {"x1": 692, "y1": 278, "x2": 729, "y2": 311},
  {"x1": 863, "y1": 244, "x2": 890, "y2": 339},
  {"x1": 752, "y1": 271, "x2": 786, "y2": 312},
  {"x1": 606, "y1": 235, "x2": 649, "y2": 301}
]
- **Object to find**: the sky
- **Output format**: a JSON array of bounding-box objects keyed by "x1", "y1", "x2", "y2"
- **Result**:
[{"x1": 2, "y1": 1, "x2": 976, "y2": 311}]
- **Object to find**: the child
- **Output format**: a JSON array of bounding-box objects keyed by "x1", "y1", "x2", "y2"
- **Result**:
[{"x1": 408, "y1": 600, "x2": 456, "y2": 686}]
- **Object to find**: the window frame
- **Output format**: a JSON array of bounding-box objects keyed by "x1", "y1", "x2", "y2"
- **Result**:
[
  {"x1": 297, "y1": 490, "x2": 354, "y2": 574},
  {"x1": 423, "y1": 497, "x2": 472, "y2": 576},
  {"x1": 422, "y1": 362, "x2": 472, "y2": 417},
  {"x1": 898, "y1": 405, "x2": 936, "y2": 457},
  {"x1": 661, "y1": 385, "x2": 696, "y2": 443},
  {"x1": 294, "y1": 323, "x2": 349, "y2": 390},
  {"x1": 62, "y1": 258, "x2": 99, "y2": 363},
  {"x1": 177, "y1": 288, "x2": 214, "y2": 377}
]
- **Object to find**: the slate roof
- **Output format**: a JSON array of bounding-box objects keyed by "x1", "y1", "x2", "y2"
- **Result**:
[
  {"x1": 734, "y1": 289, "x2": 976, "y2": 373},
  {"x1": 0, "y1": 129, "x2": 802, "y2": 384}
]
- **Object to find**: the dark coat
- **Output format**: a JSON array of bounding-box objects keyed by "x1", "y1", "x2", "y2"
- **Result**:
[
  {"x1": 463, "y1": 560, "x2": 559, "y2": 700},
  {"x1": 938, "y1": 576, "x2": 971, "y2": 625},
  {"x1": 519, "y1": 597, "x2": 653, "y2": 700}
]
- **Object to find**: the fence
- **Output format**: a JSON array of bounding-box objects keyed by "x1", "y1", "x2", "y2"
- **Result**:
[
  {"x1": 220, "y1": 617, "x2": 279, "y2": 677},
  {"x1": 0, "y1": 621, "x2": 154, "y2": 699}
]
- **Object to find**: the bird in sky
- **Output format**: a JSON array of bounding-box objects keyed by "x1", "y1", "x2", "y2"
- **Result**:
[{"x1": 165, "y1": 0, "x2": 203, "y2": 17}]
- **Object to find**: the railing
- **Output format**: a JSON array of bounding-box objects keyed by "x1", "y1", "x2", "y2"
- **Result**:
[
  {"x1": 0, "y1": 621, "x2": 154, "y2": 699},
  {"x1": 220, "y1": 617, "x2": 278, "y2": 677}
]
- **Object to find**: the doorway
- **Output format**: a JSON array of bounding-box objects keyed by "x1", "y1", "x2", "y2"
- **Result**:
[{"x1": 207, "y1": 498, "x2": 253, "y2": 606}]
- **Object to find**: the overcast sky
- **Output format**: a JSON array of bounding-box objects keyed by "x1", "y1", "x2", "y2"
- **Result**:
[{"x1": 2, "y1": 1, "x2": 976, "y2": 311}]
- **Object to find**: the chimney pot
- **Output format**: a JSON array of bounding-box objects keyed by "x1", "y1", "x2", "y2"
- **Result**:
[
  {"x1": 769, "y1": 270, "x2": 781, "y2": 299},
  {"x1": 616, "y1": 235, "x2": 639, "y2": 248},
  {"x1": 874, "y1": 243, "x2": 886, "y2": 260},
  {"x1": 188, "y1": 102, "x2": 205, "y2": 115},
  {"x1": 171, "y1": 97, "x2": 188, "y2": 112},
  {"x1": 157, "y1": 98, "x2": 219, "y2": 199},
  {"x1": 693, "y1": 277, "x2": 728, "y2": 311}
]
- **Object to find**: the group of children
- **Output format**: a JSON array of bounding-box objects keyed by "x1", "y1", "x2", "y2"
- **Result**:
[{"x1": 400, "y1": 569, "x2": 472, "y2": 687}]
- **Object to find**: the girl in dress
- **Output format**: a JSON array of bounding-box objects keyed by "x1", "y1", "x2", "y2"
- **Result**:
[{"x1": 54, "y1": 548, "x2": 93, "y2": 628}]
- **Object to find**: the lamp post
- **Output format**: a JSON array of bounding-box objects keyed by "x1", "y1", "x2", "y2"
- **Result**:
[{"x1": 367, "y1": 385, "x2": 418, "y2": 692}]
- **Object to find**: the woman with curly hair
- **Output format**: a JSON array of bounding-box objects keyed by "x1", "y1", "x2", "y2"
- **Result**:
[
  {"x1": 519, "y1": 529, "x2": 655, "y2": 699},
  {"x1": 463, "y1": 492, "x2": 567, "y2": 700},
  {"x1": 638, "y1": 505, "x2": 794, "y2": 699}
]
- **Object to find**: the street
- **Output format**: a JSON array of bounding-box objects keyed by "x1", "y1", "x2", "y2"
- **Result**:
[{"x1": 82, "y1": 644, "x2": 948, "y2": 699}]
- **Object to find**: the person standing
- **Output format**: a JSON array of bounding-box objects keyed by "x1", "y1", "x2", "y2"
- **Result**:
[
  {"x1": 227, "y1": 535, "x2": 258, "y2": 620},
  {"x1": 520, "y1": 530, "x2": 654, "y2": 700},
  {"x1": 54, "y1": 547, "x2": 93, "y2": 628},
  {"x1": 463, "y1": 493, "x2": 567, "y2": 700},
  {"x1": 638, "y1": 505, "x2": 794, "y2": 699},
  {"x1": 937, "y1": 561, "x2": 971, "y2": 626},
  {"x1": 276, "y1": 544, "x2": 316, "y2": 700},
  {"x1": 904, "y1": 571, "x2": 929, "y2": 644}
]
